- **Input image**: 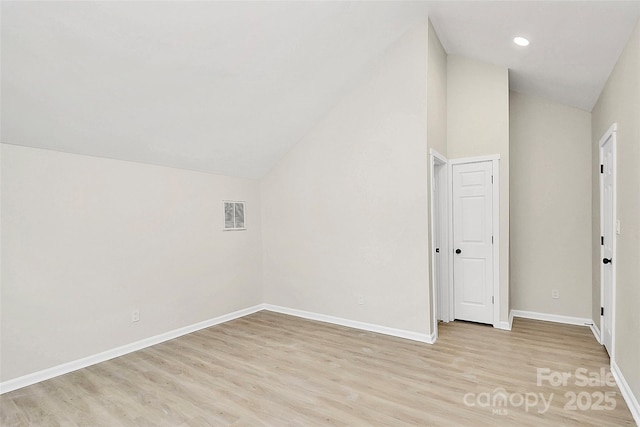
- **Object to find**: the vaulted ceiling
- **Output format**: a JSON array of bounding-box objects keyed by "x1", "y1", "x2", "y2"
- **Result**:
[{"x1": 2, "y1": 1, "x2": 639, "y2": 178}]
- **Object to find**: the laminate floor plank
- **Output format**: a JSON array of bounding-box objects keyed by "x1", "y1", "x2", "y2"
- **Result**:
[{"x1": 1, "y1": 312, "x2": 635, "y2": 426}]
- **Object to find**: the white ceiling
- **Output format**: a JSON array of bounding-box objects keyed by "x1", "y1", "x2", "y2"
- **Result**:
[
  {"x1": 2, "y1": 1, "x2": 639, "y2": 178},
  {"x1": 428, "y1": 1, "x2": 640, "y2": 111}
]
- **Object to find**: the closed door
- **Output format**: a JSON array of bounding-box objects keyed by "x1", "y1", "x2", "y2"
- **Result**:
[
  {"x1": 601, "y1": 132, "x2": 615, "y2": 355},
  {"x1": 452, "y1": 161, "x2": 494, "y2": 324}
]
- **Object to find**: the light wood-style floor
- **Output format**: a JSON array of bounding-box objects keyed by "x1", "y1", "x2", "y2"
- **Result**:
[{"x1": 1, "y1": 311, "x2": 635, "y2": 426}]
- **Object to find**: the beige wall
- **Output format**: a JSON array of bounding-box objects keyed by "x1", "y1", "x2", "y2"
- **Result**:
[
  {"x1": 426, "y1": 21, "x2": 447, "y2": 332},
  {"x1": 0, "y1": 144, "x2": 262, "y2": 381},
  {"x1": 510, "y1": 92, "x2": 592, "y2": 318},
  {"x1": 261, "y1": 23, "x2": 430, "y2": 335},
  {"x1": 446, "y1": 55, "x2": 510, "y2": 323},
  {"x1": 591, "y1": 19, "x2": 640, "y2": 404},
  {"x1": 427, "y1": 21, "x2": 447, "y2": 159}
]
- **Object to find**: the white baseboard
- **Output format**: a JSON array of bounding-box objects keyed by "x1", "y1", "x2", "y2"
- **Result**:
[
  {"x1": 589, "y1": 322, "x2": 602, "y2": 344},
  {"x1": 510, "y1": 310, "x2": 592, "y2": 327},
  {"x1": 611, "y1": 360, "x2": 640, "y2": 426},
  {"x1": 494, "y1": 312, "x2": 512, "y2": 331},
  {"x1": 1, "y1": 303, "x2": 435, "y2": 394},
  {"x1": 494, "y1": 321, "x2": 511, "y2": 331},
  {"x1": 0, "y1": 304, "x2": 263, "y2": 395},
  {"x1": 262, "y1": 304, "x2": 435, "y2": 344},
  {"x1": 511, "y1": 310, "x2": 602, "y2": 345}
]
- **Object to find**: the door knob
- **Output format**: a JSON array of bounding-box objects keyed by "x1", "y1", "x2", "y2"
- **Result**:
[
  {"x1": 455, "y1": 249, "x2": 462, "y2": 254},
  {"x1": 603, "y1": 258, "x2": 612, "y2": 264},
  {"x1": 435, "y1": 248, "x2": 440, "y2": 253}
]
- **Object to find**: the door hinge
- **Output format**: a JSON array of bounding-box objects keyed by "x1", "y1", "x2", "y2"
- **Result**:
[
  {"x1": 491, "y1": 175, "x2": 494, "y2": 184},
  {"x1": 601, "y1": 236, "x2": 604, "y2": 246},
  {"x1": 600, "y1": 164, "x2": 604, "y2": 173},
  {"x1": 492, "y1": 296, "x2": 495, "y2": 304},
  {"x1": 601, "y1": 307, "x2": 604, "y2": 316},
  {"x1": 491, "y1": 235, "x2": 494, "y2": 244}
]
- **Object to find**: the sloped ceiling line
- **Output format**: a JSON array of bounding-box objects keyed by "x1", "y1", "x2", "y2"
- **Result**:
[{"x1": 2, "y1": 2, "x2": 638, "y2": 178}]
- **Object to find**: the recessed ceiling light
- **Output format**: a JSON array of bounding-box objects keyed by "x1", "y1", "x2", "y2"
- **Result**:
[{"x1": 514, "y1": 36, "x2": 530, "y2": 47}]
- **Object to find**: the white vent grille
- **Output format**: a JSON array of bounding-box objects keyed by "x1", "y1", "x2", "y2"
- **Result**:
[{"x1": 223, "y1": 201, "x2": 245, "y2": 230}]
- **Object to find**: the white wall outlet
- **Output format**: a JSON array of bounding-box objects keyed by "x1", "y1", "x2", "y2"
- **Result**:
[
  {"x1": 131, "y1": 309, "x2": 140, "y2": 322},
  {"x1": 357, "y1": 295, "x2": 365, "y2": 305},
  {"x1": 551, "y1": 290, "x2": 559, "y2": 299}
]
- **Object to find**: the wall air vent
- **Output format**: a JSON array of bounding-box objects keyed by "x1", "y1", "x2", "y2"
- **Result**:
[{"x1": 223, "y1": 201, "x2": 246, "y2": 231}]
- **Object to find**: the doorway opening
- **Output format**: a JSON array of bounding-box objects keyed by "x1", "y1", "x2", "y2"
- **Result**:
[
  {"x1": 431, "y1": 154, "x2": 502, "y2": 335},
  {"x1": 430, "y1": 149, "x2": 449, "y2": 341}
]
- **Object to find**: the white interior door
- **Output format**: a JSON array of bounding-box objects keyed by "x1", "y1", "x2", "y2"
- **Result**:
[
  {"x1": 452, "y1": 161, "x2": 494, "y2": 324},
  {"x1": 600, "y1": 128, "x2": 616, "y2": 356}
]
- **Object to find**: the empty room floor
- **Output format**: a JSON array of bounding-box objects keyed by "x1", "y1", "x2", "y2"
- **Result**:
[{"x1": 0, "y1": 311, "x2": 634, "y2": 426}]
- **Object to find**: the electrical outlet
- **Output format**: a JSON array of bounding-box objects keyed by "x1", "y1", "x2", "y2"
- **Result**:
[
  {"x1": 132, "y1": 309, "x2": 140, "y2": 322},
  {"x1": 551, "y1": 290, "x2": 559, "y2": 299},
  {"x1": 357, "y1": 295, "x2": 365, "y2": 305}
]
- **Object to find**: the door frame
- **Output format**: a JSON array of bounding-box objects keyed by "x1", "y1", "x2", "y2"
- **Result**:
[
  {"x1": 448, "y1": 154, "x2": 501, "y2": 328},
  {"x1": 599, "y1": 123, "x2": 617, "y2": 357},
  {"x1": 429, "y1": 149, "x2": 450, "y2": 341}
]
